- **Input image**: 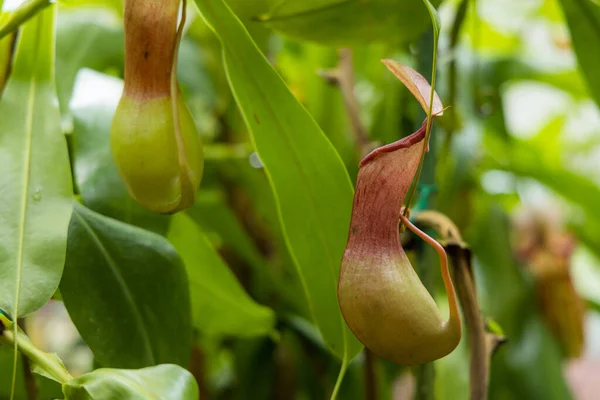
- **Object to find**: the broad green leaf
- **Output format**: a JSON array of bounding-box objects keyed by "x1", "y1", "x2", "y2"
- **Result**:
[
  {"x1": 0, "y1": 5, "x2": 72, "y2": 319},
  {"x1": 558, "y1": 0, "x2": 600, "y2": 106},
  {"x1": 168, "y1": 213, "x2": 275, "y2": 337},
  {"x1": 60, "y1": 203, "x2": 192, "y2": 368},
  {"x1": 257, "y1": 0, "x2": 438, "y2": 46},
  {"x1": 62, "y1": 364, "x2": 199, "y2": 400},
  {"x1": 195, "y1": 0, "x2": 362, "y2": 360},
  {"x1": 70, "y1": 70, "x2": 169, "y2": 234}
]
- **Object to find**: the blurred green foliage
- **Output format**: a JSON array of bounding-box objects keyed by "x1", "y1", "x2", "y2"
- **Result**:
[{"x1": 1, "y1": 0, "x2": 600, "y2": 398}]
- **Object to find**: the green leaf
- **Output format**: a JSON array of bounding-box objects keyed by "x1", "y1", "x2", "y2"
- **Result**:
[
  {"x1": 58, "y1": 0, "x2": 124, "y2": 17},
  {"x1": 168, "y1": 213, "x2": 275, "y2": 337},
  {"x1": 558, "y1": 0, "x2": 600, "y2": 106},
  {"x1": 0, "y1": 32, "x2": 15, "y2": 95},
  {"x1": 258, "y1": 0, "x2": 438, "y2": 46},
  {"x1": 71, "y1": 70, "x2": 169, "y2": 234},
  {"x1": 0, "y1": 0, "x2": 51, "y2": 40},
  {"x1": 484, "y1": 133, "x2": 600, "y2": 221},
  {"x1": 0, "y1": 346, "x2": 64, "y2": 399},
  {"x1": 0, "y1": 4, "x2": 73, "y2": 318},
  {"x1": 55, "y1": 8, "x2": 124, "y2": 120},
  {"x1": 59, "y1": 203, "x2": 192, "y2": 368},
  {"x1": 195, "y1": 0, "x2": 363, "y2": 360},
  {"x1": 188, "y1": 192, "x2": 266, "y2": 273},
  {"x1": 62, "y1": 364, "x2": 199, "y2": 400}
]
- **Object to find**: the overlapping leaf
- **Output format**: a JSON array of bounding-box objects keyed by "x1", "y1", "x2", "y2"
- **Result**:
[
  {"x1": 168, "y1": 213, "x2": 275, "y2": 337},
  {"x1": 258, "y1": 0, "x2": 438, "y2": 46},
  {"x1": 60, "y1": 203, "x2": 191, "y2": 368},
  {"x1": 558, "y1": 0, "x2": 600, "y2": 106},
  {"x1": 195, "y1": 0, "x2": 362, "y2": 360},
  {"x1": 62, "y1": 364, "x2": 198, "y2": 400},
  {"x1": 0, "y1": 4, "x2": 72, "y2": 319}
]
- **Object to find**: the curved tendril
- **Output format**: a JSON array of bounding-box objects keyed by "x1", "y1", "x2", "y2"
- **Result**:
[{"x1": 398, "y1": 213, "x2": 460, "y2": 325}]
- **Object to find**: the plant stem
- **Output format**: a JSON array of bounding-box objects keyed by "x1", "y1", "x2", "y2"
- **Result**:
[
  {"x1": 18, "y1": 319, "x2": 39, "y2": 400},
  {"x1": 1, "y1": 323, "x2": 73, "y2": 384},
  {"x1": 330, "y1": 357, "x2": 349, "y2": 400},
  {"x1": 0, "y1": 0, "x2": 51, "y2": 40},
  {"x1": 364, "y1": 349, "x2": 377, "y2": 400},
  {"x1": 320, "y1": 48, "x2": 371, "y2": 158},
  {"x1": 411, "y1": 25, "x2": 438, "y2": 400},
  {"x1": 444, "y1": 0, "x2": 468, "y2": 153},
  {"x1": 21, "y1": 352, "x2": 38, "y2": 400},
  {"x1": 402, "y1": 2, "x2": 440, "y2": 219},
  {"x1": 449, "y1": 246, "x2": 489, "y2": 400},
  {"x1": 412, "y1": 210, "x2": 503, "y2": 400}
]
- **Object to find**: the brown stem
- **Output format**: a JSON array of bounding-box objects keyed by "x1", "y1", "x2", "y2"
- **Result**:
[
  {"x1": 448, "y1": 246, "x2": 488, "y2": 400},
  {"x1": 189, "y1": 344, "x2": 209, "y2": 399},
  {"x1": 18, "y1": 319, "x2": 38, "y2": 400},
  {"x1": 320, "y1": 48, "x2": 371, "y2": 157},
  {"x1": 364, "y1": 348, "x2": 378, "y2": 400},
  {"x1": 412, "y1": 211, "x2": 504, "y2": 400}
]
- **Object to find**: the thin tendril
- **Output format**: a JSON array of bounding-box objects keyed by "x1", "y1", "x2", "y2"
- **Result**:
[
  {"x1": 399, "y1": 213, "x2": 460, "y2": 323},
  {"x1": 402, "y1": 2, "x2": 440, "y2": 221},
  {"x1": 330, "y1": 356, "x2": 349, "y2": 400}
]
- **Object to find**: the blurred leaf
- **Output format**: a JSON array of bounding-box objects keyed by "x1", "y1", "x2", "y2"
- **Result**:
[
  {"x1": 0, "y1": 0, "x2": 51, "y2": 39},
  {"x1": 0, "y1": 346, "x2": 64, "y2": 399},
  {"x1": 189, "y1": 191, "x2": 265, "y2": 271},
  {"x1": 478, "y1": 58, "x2": 589, "y2": 99},
  {"x1": 0, "y1": 32, "x2": 15, "y2": 95},
  {"x1": 559, "y1": 0, "x2": 600, "y2": 106},
  {"x1": 58, "y1": 0, "x2": 124, "y2": 16},
  {"x1": 434, "y1": 333, "x2": 469, "y2": 400},
  {"x1": 0, "y1": 5, "x2": 73, "y2": 319},
  {"x1": 70, "y1": 70, "x2": 170, "y2": 234},
  {"x1": 55, "y1": 8, "x2": 123, "y2": 119},
  {"x1": 275, "y1": 41, "x2": 356, "y2": 172},
  {"x1": 485, "y1": 133, "x2": 600, "y2": 223},
  {"x1": 258, "y1": 0, "x2": 437, "y2": 46},
  {"x1": 60, "y1": 203, "x2": 192, "y2": 368},
  {"x1": 62, "y1": 364, "x2": 199, "y2": 400},
  {"x1": 195, "y1": 0, "x2": 363, "y2": 360},
  {"x1": 464, "y1": 15, "x2": 520, "y2": 54},
  {"x1": 470, "y1": 202, "x2": 573, "y2": 400},
  {"x1": 217, "y1": 159, "x2": 311, "y2": 317},
  {"x1": 490, "y1": 315, "x2": 574, "y2": 400},
  {"x1": 231, "y1": 338, "x2": 277, "y2": 400},
  {"x1": 168, "y1": 213, "x2": 276, "y2": 337},
  {"x1": 224, "y1": 0, "x2": 277, "y2": 20}
]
